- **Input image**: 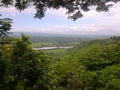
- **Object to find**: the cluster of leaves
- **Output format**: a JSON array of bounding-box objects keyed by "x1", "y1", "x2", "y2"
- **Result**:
[
  {"x1": 0, "y1": 14, "x2": 12, "y2": 37},
  {"x1": 0, "y1": 34, "x2": 50, "y2": 90},
  {"x1": 1, "y1": 0, "x2": 120, "y2": 20}
]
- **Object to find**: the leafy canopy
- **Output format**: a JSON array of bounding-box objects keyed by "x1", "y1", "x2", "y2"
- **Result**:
[
  {"x1": 0, "y1": 14, "x2": 12, "y2": 37},
  {"x1": 1, "y1": 0, "x2": 120, "y2": 20}
]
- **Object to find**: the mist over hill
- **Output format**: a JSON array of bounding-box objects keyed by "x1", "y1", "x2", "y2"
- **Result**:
[
  {"x1": 10, "y1": 32, "x2": 110, "y2": 37},
  {"x1": 10, "y1": 32, "x2": 109, "y2": 42}
]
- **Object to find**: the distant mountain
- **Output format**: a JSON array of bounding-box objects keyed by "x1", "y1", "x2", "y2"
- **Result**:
[
  {"x1": 10, "y1": 32, "x2": 110, "y2": 38},
  {"x1": 9, "y1": 32, "x2": 110, "y2": 43}
]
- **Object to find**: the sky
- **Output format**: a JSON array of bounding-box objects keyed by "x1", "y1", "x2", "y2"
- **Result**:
[{"x1": 0, "y1": 2, "x2": 120, "y2": 35}]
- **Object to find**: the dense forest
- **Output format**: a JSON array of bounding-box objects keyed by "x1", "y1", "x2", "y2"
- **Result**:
[{"x1": 0, "y1": 34, "x2": 120, "y2": 90}]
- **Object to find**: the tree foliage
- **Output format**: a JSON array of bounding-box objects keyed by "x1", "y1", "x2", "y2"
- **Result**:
[
  {"x1": 1, "y1": 0, "x2": 120, "y2": 20},
  {"x1": 11, "y1": 34, "x2": 50, "y2": 90},
  {"x1": 1, "y1": 34, "x2": 120, "y2": 90},
  {"x1": 0, "y1": 34, "x2": 50, "y2": 90},
  {"x1": 0, "y1": 14, "x2": 12, "y2": 38},
  {"x1": 64, "y1": 37, "x2": 120, "y2": 90}
]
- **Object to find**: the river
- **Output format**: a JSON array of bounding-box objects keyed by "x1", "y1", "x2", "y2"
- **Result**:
[{"x1": 33, "y1": 46, "x2": 73, "y2": 50}]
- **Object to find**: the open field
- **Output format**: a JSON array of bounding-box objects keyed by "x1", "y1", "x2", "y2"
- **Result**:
[
  {"x1": 44, "y1": 48, "x2": 68, "y2": 60},
  {"x1": 32, "y1": 41, "x2": 80, "y2": 48}
]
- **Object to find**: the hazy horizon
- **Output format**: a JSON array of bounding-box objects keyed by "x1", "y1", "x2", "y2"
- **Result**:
[{"x1": 10, "y1": 31, "x2": 119, "y2": 36}]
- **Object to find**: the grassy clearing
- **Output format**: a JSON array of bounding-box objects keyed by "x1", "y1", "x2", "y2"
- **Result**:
[
  {"x1": 44, "y1": 48, "x2": 68, "y2": 60},
  {"x1": 69, "y1": 41, "x2": 81, "y2": 45},
  {"x1": 32, "y1": 41, "x2": 80, "y2": 48},
  {"x1": 32, "y1": 42, "x2": 55, "y2": 47}
]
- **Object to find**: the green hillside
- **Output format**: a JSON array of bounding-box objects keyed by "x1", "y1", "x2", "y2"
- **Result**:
[{"x1": 1, "y1": 35, "x2": 120, "y2": 90}]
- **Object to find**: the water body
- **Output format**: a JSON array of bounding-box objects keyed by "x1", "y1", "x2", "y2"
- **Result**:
[{"x1": 33, "y1": 46, "x2": 73, "y2": 50}]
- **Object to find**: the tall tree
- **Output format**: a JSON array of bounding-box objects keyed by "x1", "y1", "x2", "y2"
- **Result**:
[{"x1": 11, "y1": 34, "x2": 50, "y2": 90}]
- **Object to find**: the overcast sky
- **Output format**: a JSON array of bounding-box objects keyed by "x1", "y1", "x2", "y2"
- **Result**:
[{"x1": 0, "y1": 2, "x2": 120, "y2": 35}]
